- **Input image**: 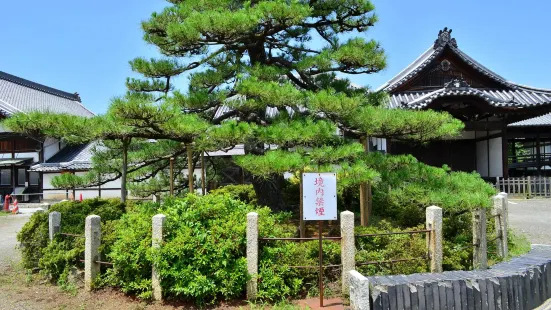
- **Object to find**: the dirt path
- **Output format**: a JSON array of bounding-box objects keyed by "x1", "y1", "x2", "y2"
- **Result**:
[
  {"x1": 0, "y1": 214, "x2": 31, "y2": 273},
  {"x1": 508, "y1": 199, "x2": 551, "y2": 245}
]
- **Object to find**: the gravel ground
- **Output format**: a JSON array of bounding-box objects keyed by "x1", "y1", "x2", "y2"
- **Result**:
[
  {"x1": 0, "y1": 213, "x2": 31, "y2": 272},
  {"x1": 508, "y1": 199, "x2": 551, "y2": 245}
]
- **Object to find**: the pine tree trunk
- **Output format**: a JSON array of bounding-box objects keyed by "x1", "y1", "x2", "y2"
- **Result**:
[
  {"x1": 121, "y1": 139, "x2": 129, "y2": 203},
  {"x1": 244, "y1": 141, "x2": 287, "y2": 211},
  {"x1": 251, "y1": 174, "x2": 287, "y2": 212}
]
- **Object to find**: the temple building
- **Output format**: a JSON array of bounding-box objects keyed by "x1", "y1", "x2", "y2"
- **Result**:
[
  {"x1": 0, "y1": 71, "x2": 120, "y2": 201},
  {"x1": 381, "y1": 28, "x2": 551, "y2": 179}
]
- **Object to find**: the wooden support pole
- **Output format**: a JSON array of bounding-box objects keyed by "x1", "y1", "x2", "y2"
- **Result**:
[
  {"x1": 201, "y1": 153, "x2": 206, "y2": 195},
  {"x1": 187, "y1": 145, "x2": 194, "y2": 193},
  {"x1": 502, "y1": 124, "x2": 509, "y2": 178},
  {"x1": 169, "y1": 157, "x2": 174, "y2": 196},
  {"x1": 359, "y1": 137, "x2": 370, "y2": 226}
]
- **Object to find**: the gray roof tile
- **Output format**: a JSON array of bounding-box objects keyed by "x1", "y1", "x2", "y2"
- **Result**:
[
  {"x1": 508, "y1": 113, "x2": 551, "y2": 127},
  {"x1": 388, "y1": 88, "x2": 551, "y2": 110},
  {"x1": 0, "y1": 71, "x2": 94, "y2": 117},
  {"x1": 30, "y1": 143, "x2": 94, "y2": 172}
]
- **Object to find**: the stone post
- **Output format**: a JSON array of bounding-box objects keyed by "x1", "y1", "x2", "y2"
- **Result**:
[
  {"x1": 426, "y1": 206, "x2": 443, "y2": 273},
  {"x1": 341, "y1": 211, "x2": 355, "y2": 296},
  {"x1": 472, "y1": 208, "x2": 488, "y2": 269},
  {"x1": 492, "y1": 193, "x2": 509, "y2": 259},
  {"x1": 246, "y1": 212, "x2": 258, "y2": 300},
  {"x1": 48, "y1": 211, "x2": 61, "y2": 241},
  {"x1": 41, "y1": 203, "x2": 51, "y2": 211},
  {"x1": 85, "y1": 215, "x2": 101, "y2": 291},
  {"x1": 349, "y1": 270, "x2": 370, "y2": 310},
  {"x1": 152, "y1": 214, "x2": 166, "y2": 301}
]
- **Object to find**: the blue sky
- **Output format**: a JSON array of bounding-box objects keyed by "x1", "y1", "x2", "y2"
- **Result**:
[{"x1": 1, "y1": 0, "x2": 550, "y2": 114}]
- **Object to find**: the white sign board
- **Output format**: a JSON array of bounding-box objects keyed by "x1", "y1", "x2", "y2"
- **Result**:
[{"x1": 303, "y1": 173, "x2": 337, "y2": 221}]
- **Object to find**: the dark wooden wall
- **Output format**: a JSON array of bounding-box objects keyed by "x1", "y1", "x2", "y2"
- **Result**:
[{"x1": 390, "y1": 139, "x2": 477, "y2": 173}]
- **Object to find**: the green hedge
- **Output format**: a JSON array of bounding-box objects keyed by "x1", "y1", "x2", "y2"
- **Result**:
[{"x1": 17, "y1": 198, "x2": 129, "y2": 281}]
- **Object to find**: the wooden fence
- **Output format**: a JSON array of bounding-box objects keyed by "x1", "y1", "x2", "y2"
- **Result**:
[{"x1": 495, "y1": 176, "x2": 551, "y2": 197}]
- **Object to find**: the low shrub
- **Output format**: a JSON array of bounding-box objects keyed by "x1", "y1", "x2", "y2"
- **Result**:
[
  {"x1": 365, "y1": 153, "x2": 496, "y2": 270},
  {"x1": 105, "y1": 194, "x2": 288, "y2": 304},
  {"x1": 209, "y1": 184, "x2": 257, "y2": 205},
  {"x1": 17, "y1": 198, "x2": 129, "y2": 281},
  {"x1": 355, "y1": 220, "x2": 429, "y2": 276}
]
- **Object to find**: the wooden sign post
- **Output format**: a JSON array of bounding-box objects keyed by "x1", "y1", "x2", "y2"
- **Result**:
[{"x1": 303, "y1": 173, "x2": 337, "y2": 307}]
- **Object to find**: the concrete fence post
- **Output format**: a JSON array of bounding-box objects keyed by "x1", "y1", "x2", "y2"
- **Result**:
[
  {"x1": 152, "y1": 214, "x2": 166, "y2": 301},
  {"x1": 472, "y1": 208, "x2": 488, "y2": 269},
  {"x1": 85, "y1": 215, "x2": 101, "y2": 291},
  {"x1": 246, "y1": 212, "x2": 258, "y2": 300},
  {"x1": 48, "y1": 211, "x2": 61, "y2": 241},
  {"x1": 426, "y1": 206, "x2": 443, "y2": 273},
  {"x1": 341, "y1": 211, "x2": 355, "y2": 296},
  {"x1": 492, "y1": 194, "x2": 509, "y2": 259},
  {"x1": 349, "y1": 270, "x2": 370, "y2": 310}
]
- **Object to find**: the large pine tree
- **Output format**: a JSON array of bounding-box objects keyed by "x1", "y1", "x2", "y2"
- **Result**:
[
  {"x1": 126, "y1": 0, "x2": 463, "y2": 210},
  {"x1": 3, "y1": 0, "x2": 463, "y2": 211}
]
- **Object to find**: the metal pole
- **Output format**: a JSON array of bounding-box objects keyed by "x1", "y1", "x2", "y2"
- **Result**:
[
  {"x1": 169, "y1": 157, "x2": 174, "y2": 196},
  {"x1": 318, "y1": 220, "x2": 323, "y2": 307},
  {"x1": 299, "y1": 171, "x2": 305, "y2": 238}
]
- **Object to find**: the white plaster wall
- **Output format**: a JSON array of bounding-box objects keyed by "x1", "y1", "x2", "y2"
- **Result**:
[
  {"x1": 15, "y1": 152, "x2": 39, "y2": 162},
  {"x1": 0, "y1": 152, "x2": 39, "y2": 161},
  {"x1": 476, "y1": 137, "x2": 503, "y2": 177},
  {"x1": 42, "y1": 172, "x2": 123, "y2": 200},
  {"x1": 489, "y1": 137, "x2": 503, "y2": 177},
  {"x1": 370, "y1": 137, "x2": 387, "y2": 152},
  {"x1": 44, "y1": 137, "x2": 60, "y2": 161},
  {"x1": 43, "y1": 167, "x2": 205, "y2": 200},
  {"x1": 476, "y1": 140, "x2": 488, "y2": 177},
  {"x1": 183, "y1": 168, "x2": 204, "y2": 194},
  {"x1": 42, "y1": 173, "x2": 56, "y2": 190}
]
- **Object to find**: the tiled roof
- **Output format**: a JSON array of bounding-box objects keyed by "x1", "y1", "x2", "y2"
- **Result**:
[
  {"x1": 508, "y1": 113, "x2": 551, "y2": 127},
  {"x1": 377, "y1": 28, "x2": 514, "y2": 92},
  {"x1": 388, "y1": 87, "x2": 551, "y2": 110},
  {"x1": 206, "y1": 145, "x2": 245, "y2": 157},
  {"x1": 30, "y1": 143, "x2": 94, "y2": 172},
  {"x1": 380, "y1": 28, "x2": 551, "y2": 114},
  {"x1": 0, "y1": 71, "x2": 94, "y2": 117}
]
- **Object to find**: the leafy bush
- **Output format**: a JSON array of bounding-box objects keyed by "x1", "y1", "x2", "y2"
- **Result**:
[
  {"x1": 365, "y1": 153, "x2": 496, "y2": 270},
  {"x1": 17, "y1": 198, "x2": 129, "y2": 281},
  {"x1": 354, "y1": 220, "x2": 429, "y2": 276},
  {"x1": 105, "y1": 194, "x2": 288, "y2": 304},
  {"x1": 209, "y1": 184, "x2": 257, "y2": 205}
]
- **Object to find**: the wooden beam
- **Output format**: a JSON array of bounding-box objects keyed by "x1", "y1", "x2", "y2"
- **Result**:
[
  {"x1": 502, "y1": 125, "x2": 509, "y2": 178},
  {"x1": 463, "y1": 121, "x2": 503, "y2": 131}
]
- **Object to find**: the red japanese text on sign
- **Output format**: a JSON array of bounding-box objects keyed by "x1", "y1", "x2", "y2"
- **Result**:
[{"x1": 303, "y1": 173, "x2": 336, "y2": 221}]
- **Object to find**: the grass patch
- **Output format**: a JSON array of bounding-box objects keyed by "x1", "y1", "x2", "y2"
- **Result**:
[
  {"x1": 0, "y1": 211, "x2": 12, "y2": 216},
  {"x1": 508, "y1": 228, "x2": 532, "y2": 259},
  {"x1": 247, "y1": 301, "x2": 309, "y2": 310}
]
